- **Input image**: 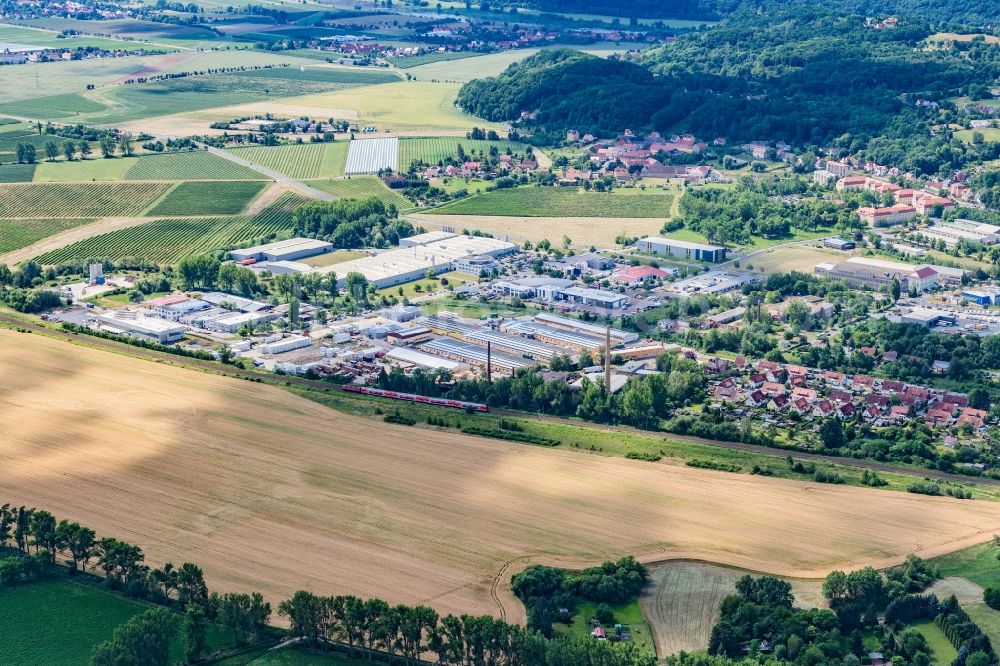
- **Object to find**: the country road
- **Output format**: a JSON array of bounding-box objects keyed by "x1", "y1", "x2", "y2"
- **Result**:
[{"x1": 198, "y1": 144, "x2": 334, "y2": 201}]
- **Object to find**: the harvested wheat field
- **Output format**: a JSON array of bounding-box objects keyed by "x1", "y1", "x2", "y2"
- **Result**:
[
  {"x1": 3, "y1": 330, "x2": 1000, "y2": 624},
  {"x1": 409, "y1": 213, "x2": 665, "y2": 248}
]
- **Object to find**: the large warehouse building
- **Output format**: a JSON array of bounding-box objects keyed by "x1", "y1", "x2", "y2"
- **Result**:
[
  {"x1": 314, "y1": 234, "x2": 517, "y2": 288},
  {"x1": 230, "y1": 238, "x2": 334, "y2": 263},
  {"x1": 636, "y1": 237, "x2": 728, "y2": 262}
]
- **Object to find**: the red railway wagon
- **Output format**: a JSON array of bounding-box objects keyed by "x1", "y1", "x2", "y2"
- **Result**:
[{"x1": 340, "y1": 385, "x2": 489, "y2": 412}]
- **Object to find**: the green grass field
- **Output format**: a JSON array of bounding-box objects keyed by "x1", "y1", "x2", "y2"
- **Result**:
[
  {"x1": 0, "y1": 578, "x2": 233, "y2": 666},
  {"x1": 36, "y1": 193, "x2": 305, "y2": 264},
  {"x1": 0, "y1": 217, "x2": 94, "y2": 254},
  {"x1": 431, "y1": 186, "x2": 673, "y2": 217},
  {"x1": 389, "y1": 51, "x2": 481, "y2": 69},
  {"x1": 909, "y1": 619, "x2": 959, "y2": 665},
  {"x1": 0, "y1": 162, "x2": 37, "y2": 182},
  {"x1": 398, "y1": 137, "x2": 526, "y2": 169},
  {"x1": 965, "y1": 604, "x2": 1000, "y2": 659},
  {"x1": 311, "y1": 176, "x2": 413, "y2": 210},
  {"x1": 0, "y1": 181, "x2": 170, "y2": 217},
  {"x1": 930, "y1": 542, "x2": 1000, "y2": 587},
  {"x1": 956, "y1": 128, "x2": 1000, "y2": 144},
  {"x1": 125, "y1": 151, "x2": 265, "y2": 181},
  {"x1": 0, "y1": 92, "x2": 107, "y2": 119},
  {"x1": 33, "y1": 157, "x2": 138, "y2": 182},
  {"x1": 229, "y1": 142, "x2": 348, "y2": 179},
  {"x1": 146, "y1": 180, "x2": 267, "y2": 216}
]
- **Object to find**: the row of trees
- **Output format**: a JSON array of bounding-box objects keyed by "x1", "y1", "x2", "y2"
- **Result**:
[
  {"x1": 2, "y1": 502, "x2": 656, "y2": 666},
  {"x1": 12, "y1": 136, "x2": 133, "y2": 164}
]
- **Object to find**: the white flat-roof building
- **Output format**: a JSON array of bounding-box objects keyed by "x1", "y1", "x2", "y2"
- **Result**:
[
  {"x1": 670, "y1": 270, "x2": 759, "y2": 295},
  {"x1": 259, "y1": 335, "x2": 313, "y2": 355},
  {"x1": 636, "y1": 236, "x2": 728, "y2": 262},
  {"x1": 230, "y1": 238, "x2": 334, "y2": 263},
  {"x1": 386, "y1": 347, "x2": 465, "y2": 371},
  {"x1": 209, "y1": 311, "x2": 279, "y2": 333},
  {"x1": 399, "y1": 231, "x2": 457, "y2": 247},
  {"x1": 97, "y1": 313, "x2": 186, "y2": 344},
  {"x1": 314, "y1": 236, "x2": 517, "y2": 288}
]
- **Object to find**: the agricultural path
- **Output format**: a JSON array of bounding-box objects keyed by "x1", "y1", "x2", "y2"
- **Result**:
[
  {"x1": 197, "y1": 144, "x2": 334, "y2": 201},
  {"x1": 1, "y1": 216, "x2": 147, "y2": 267}
]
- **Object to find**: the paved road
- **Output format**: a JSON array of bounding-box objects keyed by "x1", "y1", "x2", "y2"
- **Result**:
[{"x1": 196, "y1": 144, "x2": 335, "y2": 201}]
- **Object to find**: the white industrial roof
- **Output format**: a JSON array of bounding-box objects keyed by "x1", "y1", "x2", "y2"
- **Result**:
[
  {"x1": 231, "y1": 238, "x2": 333, "y2": 256},
  {"x1": 99, "y1": 313, "x2": 185, "y2": 333},
  {"x1": 402, "y1": 231, "x2": 457, "y2": 246},
  {"x1": 386, "y1": 347, "x2": 464, "y2": 370},
  {"x1": 639, "y1": 236, "x2": 725, "y2": 251}
]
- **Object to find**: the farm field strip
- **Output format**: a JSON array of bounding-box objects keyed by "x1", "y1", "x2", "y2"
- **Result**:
[
  {"x1": 0, "y1": 217, "x2": 95, "y2": 254},
  {"x1": 5, "y1": 331, "x2": 1000, "y2": 623},
  {"x1": 0, "y1": 182, "x2": 170, "y2": 218},
  {"x1": 34, "y1": 193, "x2": 304, "y2": 264},
  {"x1": 311, "y1": 176, "x2": 412, "y2": 210},
  {"x1": 124, "y1": 151, "x2": 266, "y2": 181},
  {"x1": 431, "y1": 186, "x2": 674, "y2": 218},
  {"x1": 228, "y1": 142, "x2": 348, "y2": 180},
  {"x1": 146, "y1": 180, "x2": 267, "y2": 216},
  {"x1": 344, "y1": 137, "x2": 399, "y2": 174},
  {"x1": 397, "y1": 137, "x2": 525, "y2": 168}
]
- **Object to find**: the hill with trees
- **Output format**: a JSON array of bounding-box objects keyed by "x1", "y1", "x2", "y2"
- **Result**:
[{"x1": 457, "y1": 5, "x2": 1000, "y2": 147}]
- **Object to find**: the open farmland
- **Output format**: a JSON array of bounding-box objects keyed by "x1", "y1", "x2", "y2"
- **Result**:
[
  {"x1": 345, "y1": 137, "x2": 399, "y2": 174},
  {"x1": 124, "y1": 150, "x2": 265, "y2": 181},
  {"x1": 4, "y1": 332, "x2": 1000, "y2": 623},
  {"x1": 311, "y1": 176, "x2": 412, "y2": 209},
  {"x1": 640, "y1": 562, "x2": 825, "y2": 656},
  {"x1": 146, "y1": 180, "x2": 267, "y2": 216},
  {"x1": 432, "y1": 186, "x2": 674, "y2": 217},
  {"x1": 229, "y1": 142, "x2": 348, "y2": 179},
  {"x1": 398, "y1": 137, "x2": 526, "y2": 169},
  {"x1": 0, "y1": 218, "x2": 94, "y2": 254},
  {"x1": 35, "y1": 194, "x2": 304, "y2": 264},
  {"x1": 0, "y1": 182, "x2": 170, "y2": 217}
]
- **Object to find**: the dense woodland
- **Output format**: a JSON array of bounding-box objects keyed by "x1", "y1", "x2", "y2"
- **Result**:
[
  {"x1": 458, "y1": 5, "x2": 1000, "y2": 150},
  {"x1": 291, "y1": 198, "x2": 415, "y2": 249},
  {"x1": 495, "y1": 0, "x2": 999, "y2": 23}
]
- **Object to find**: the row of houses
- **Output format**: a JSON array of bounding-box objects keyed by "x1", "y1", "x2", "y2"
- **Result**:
[{"x1": 708, "y1": 357, "x2": 987, "y2": 431}]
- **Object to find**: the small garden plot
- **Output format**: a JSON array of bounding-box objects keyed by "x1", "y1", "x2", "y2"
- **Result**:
[
  {"x1": 344, "y1": 137, "x2": 399, "y2": 174},
  {"x1": 125, "y1": 151, "x2": 265, "y2": 181},
  {"x1": 229, "y1": 142, "x2": 348, "y2": 180},
  {"x1": 0, "y1": 182, "x2": 170, "y2": 217},
  {"x1": 146, "y1": 181, "x2": 267, "y2": 216},
  {"x1": 0, "y1": 217, "x2": 93, "y2": 254}
]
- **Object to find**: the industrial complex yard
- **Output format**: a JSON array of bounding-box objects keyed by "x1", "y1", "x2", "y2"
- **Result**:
[{"x1": 4, "y1": 329, "x2": 1000, "y2": 625}]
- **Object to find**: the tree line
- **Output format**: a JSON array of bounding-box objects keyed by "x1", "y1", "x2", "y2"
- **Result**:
[{"x1": 0, "y1": 503, "x2": 655, "y2": 666}]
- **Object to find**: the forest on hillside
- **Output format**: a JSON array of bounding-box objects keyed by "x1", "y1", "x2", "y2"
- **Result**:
[
  {"x1": 494, "y1": 0, "x2": 1000, "y2": 24},
  {"x1": 457, "y1": 5, "x2": 1000, "y2": 149}
]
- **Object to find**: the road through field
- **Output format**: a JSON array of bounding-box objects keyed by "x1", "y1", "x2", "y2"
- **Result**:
[
  {"x1": 1, "y1": 216, "x2": 146, "y2": 266},
  {"x1": 5, "y1": 329, "x2": 1000, "y2": 625},
  {"x1": 198, "y1": 144, "x2": 331, "y2": 201}
]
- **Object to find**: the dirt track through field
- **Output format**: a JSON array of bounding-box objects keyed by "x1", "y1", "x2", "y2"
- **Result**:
[
  {"x1": 4, "y1": 329, "x2": 1000, "y2": 624},
  {"x1": 1, "y1": 216, "x2": 147, "y2": 266}
]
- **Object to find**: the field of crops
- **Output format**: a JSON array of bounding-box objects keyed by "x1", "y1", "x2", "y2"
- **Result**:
[
  {"x1": 124, "y1": 151, "x2": 265, "y2": 181},
  {"x1": 0, "y1": 163, "x2": 37, "y2": 182},
  {"x1": 0, "y1": 217, "x2": 93, "y2": 254},
  {"x1": 389, "y1": 51, "x2": 481, "y2": 69},
  {"x1": 432, "y1": 186, "x2": 674, "y2": 217},
  {"x1": 0, "y1": 93, "x2": 107, "y2": 120},
  {"x1": 344, "y1": 137, "x2": 398, "y2": 174},
  {"x1": 229, "y1": 142, "x2": 348, "y2": 179},
  {"x1": 146, "y1": 181, "x2": 267, "y2": 216},
  {"x1": 311, "y1": 176, "x2": 413, "y2": 210},
  {"x1": 398, "y1": 137, "x2": 526, "y2": 168},
  {"x1": 0, "y1": 182, "x2": 170, "y2": 218},
  {"x1": 36, "y1": 194, "x2": 305, "y2": 264},
  {"x1": 233, "y1": 66, "x2": 398, "y2": 86},
  {"x1": 32, "y1": 157, "x2": 136, "y2": 182}
]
